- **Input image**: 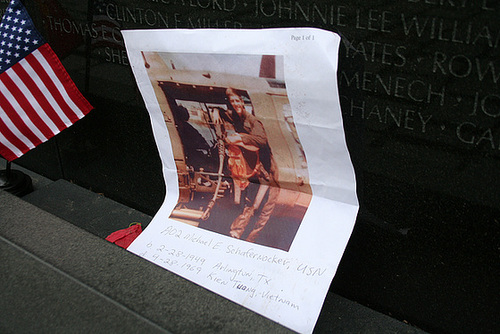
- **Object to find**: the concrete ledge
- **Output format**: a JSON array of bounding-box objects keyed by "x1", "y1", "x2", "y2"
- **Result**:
[
  {"x1": 22, "y1": 179, "x2": 153, "y2": 238},
  {"x1": 0, "y1": 191, "x2": 291, "y2": 333},
  {"x1": 0, "y1": 236, "x2": 169, "y2": 334},
  {"x1": 0, "y1": 163, "x2": 427, "y2": 333}
]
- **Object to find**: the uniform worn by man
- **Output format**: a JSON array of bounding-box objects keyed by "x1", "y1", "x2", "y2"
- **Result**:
[{"x1": 222, "y1": 88, "x2": 280, "y2": 242}]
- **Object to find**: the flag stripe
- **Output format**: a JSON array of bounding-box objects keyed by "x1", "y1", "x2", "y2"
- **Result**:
[
  {"x1": 26, "y1": 48, "x2": 81, "y2": 124},
  {"x1": 0, "y1": 72, "x2": 53, "y2": 140},
  {"x1": 0, "y1": 115, "x2": 30, "y2": 156},
  {"x1": 13, "y1": 59, "x2": 69, "y2": 132},
  {"x1": 18, "y1": 55, "x2": 73, "y2": 129},
  {"x1": 0, "y1": 137, "x2": 23, "y2": 161},
  {"x1": 37, "y1": 44, "x2": 92, "y2": 119},
  {"x1": 0, "y1": 80, "x2": 45, "y2": 146},
  {"x1": 0, "y1": 102, "x2": 37, "y2": 150},
  {"x1": 0, "y1": 104, "x2": 36, "y2": 154},
  {"x1": 8, "y1": 66, "x2": 61, "y2": 135}
]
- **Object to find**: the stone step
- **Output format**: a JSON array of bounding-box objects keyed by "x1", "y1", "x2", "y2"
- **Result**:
[
  {"x1": 22, "y1": 179, "x2": 153, "y2": 239},
  {"x1": 0, "y1": 190, "x2": 291, "y2": 333},
  {"x1": 1, "y1": 160, "x2": 427, "y2": 333}
]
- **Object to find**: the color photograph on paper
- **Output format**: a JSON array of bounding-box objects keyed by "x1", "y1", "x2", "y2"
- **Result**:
[{"x1": 142, "y1": 52, "x2": 312, "y2": 251}]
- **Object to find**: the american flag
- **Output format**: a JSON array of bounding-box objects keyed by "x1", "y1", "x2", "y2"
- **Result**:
[{"x1": 0, "y1": 0, "x2": 93, "y2": 161}]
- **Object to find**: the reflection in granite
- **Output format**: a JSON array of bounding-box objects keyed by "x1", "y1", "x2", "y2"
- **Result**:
[{"x1": 2, "y1": 0, "x2": 498, "y2": 333}]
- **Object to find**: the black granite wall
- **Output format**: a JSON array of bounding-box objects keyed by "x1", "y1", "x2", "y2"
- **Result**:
[{"x1": 3, "y1": 0, "x2": 498, "y2": 333}]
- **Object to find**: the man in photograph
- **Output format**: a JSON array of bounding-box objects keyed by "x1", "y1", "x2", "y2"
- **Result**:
[{"x1": 221, "y1": 88, "x2": 280, "y2": 242}]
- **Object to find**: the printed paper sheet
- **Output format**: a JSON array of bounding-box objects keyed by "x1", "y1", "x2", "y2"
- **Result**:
[{"x1": 123, "y1": 28, "x2": 358, "y2": 333}]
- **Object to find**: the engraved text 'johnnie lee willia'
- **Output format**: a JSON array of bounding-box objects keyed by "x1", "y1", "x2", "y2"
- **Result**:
[{"x1": 37, "y1": 0, "x2": 499, "y2": 150}]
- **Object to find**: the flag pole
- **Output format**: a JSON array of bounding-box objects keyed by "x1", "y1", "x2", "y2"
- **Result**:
[
  {"x1": 0, "y1": 158, "x2": 33, "y2": 196},
  {"x1": 0, "y1": 160, "x2": 10, "y2": 187},
  {"x1": 5, "y1": 160, "x2": 12, "y2": 179}
]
